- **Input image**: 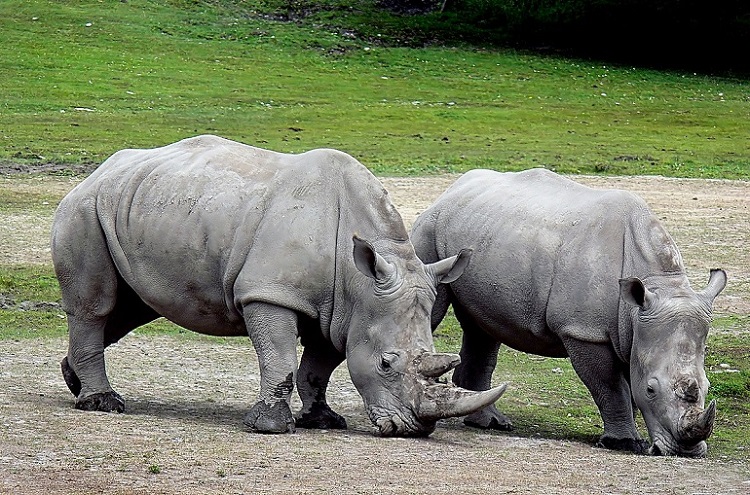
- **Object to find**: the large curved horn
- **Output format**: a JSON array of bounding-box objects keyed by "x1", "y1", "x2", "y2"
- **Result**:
[
  {"x1": 678, "y1": 400, "x2": 716, "y2": 443},
  {"x1": 417, "y1": 383, "x2": 508, "y2": 421}
]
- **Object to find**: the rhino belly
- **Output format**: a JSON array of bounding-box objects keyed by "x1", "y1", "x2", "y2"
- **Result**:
[
  {"x1": 452, "y1": 278, "x2": 569, "y2": 358},
  {"x1": 103, "y1": 197, "x2": 253, "y2": 337}
]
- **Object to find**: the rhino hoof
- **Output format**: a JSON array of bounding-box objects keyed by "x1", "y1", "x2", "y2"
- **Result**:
[
  {"x1": 463, "y1": 407, "x2": 514, "y2": 431},
  {"x1": 296, "y1": 403, "x2": 347, "y2": 430},
  {"x1": 75, "y1": 391, "x2": 125, "y2": 413},
  {"x1": 60, "y1": 356, "x2": 82, "y2": 397},
  {"x1": 244, "y1": 401, "x2": 296, "y2": 434},
  {"x1": 596, "y1": 435, "x2": 649, "y2": 455}
]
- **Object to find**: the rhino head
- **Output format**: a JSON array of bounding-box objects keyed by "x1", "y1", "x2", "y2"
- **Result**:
[
  {"x1": 345, "y1": 235, "x2": 507, "y2": 437},
  {"x1": 620, "y1": 269, "x2": 727, "y2": 457}
]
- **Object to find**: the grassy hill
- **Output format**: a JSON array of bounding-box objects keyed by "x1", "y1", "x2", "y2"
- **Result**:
[{"x1": 1, "y1": 0, "x2": 748, "y2": 178}]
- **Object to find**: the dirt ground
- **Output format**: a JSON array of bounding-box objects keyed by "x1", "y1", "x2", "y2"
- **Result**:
[{"x1": 1, "y1": 173, "x2": 749, "y2": 494}]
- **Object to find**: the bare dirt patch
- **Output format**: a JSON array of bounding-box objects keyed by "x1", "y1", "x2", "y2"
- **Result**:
[{"x1": 1, "y1": 173, "x2": 749, "y2": 494}]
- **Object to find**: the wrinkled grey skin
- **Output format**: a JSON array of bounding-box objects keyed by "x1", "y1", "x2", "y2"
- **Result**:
[
  {"x1": 411, "y1": 168, "x2": 726, "y2": 456},
  {"x1": 52, "y1": 135, "x2": 506, "y2": 437}
]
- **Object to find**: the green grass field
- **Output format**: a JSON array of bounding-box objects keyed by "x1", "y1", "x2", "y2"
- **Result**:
[
  {"x1": 0, "y1": 0, "x2": 748, "y2": 462},
  {"x1": 1, "y1": 0, "x2": 748, "y2": 177}
]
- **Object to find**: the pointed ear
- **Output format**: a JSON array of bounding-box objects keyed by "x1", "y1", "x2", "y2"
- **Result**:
[
  {"x1": 700, "y1": 268, "x2": 727, "y2": 302},
  {"x1": 619, "y1": 277, "x2": 655, "y2": 310},
  {"x1": 427, "y1": 248, "x2": 472, "y2": 285},
  {"x1": 353, "y1": 234, "x2": 395, "y2": 281}
]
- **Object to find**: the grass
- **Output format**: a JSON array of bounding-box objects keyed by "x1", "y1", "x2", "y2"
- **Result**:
[{"x1": 0, "y1": 0, "x2": 748, "y2": 177}]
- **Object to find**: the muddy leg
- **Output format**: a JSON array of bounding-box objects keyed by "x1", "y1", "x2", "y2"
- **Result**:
[
  {"x1": 452, "y1": 305, "x2": 511, "y2": 430},
  {"x1": 296, "y1": 327, "x2": 346, "y2": 429},
  {"x1": 242, "y1": 302, "x2": 298, "y2": 434},
  {"x1": 563, "y1": 336, "x2": 648, "y2": 454}
]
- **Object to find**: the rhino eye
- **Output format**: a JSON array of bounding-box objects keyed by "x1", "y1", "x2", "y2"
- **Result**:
[
  {"x1": 380, "y1": 352, "x2": 398, "y2": 372},
  {"x1": 646, "y1": 378, "x2": 658, "y2": 398}
]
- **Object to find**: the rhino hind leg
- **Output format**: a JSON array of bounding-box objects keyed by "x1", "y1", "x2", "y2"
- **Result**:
[{"x1": 61, "y1": 358, "x2": 124, "y2": 413}]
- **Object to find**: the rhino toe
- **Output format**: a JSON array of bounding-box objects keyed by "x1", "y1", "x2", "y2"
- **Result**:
[
  {"x1": 244, "y1": 400, "x2": 296, "y2": 434},
  {"x1": 296, "y1": 403, "x2": 347, "y2": 430},
  {"x1": 596, "y1": 435, "x2": 649, "y2": 454},
  {"x1": 463, "y1": 406, "x2": 513, "y2": 431},
  {"x1": 75, "y1": 391, "x2": 125, "y2": 413}
]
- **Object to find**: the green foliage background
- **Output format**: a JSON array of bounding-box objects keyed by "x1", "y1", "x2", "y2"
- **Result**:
[{"x1": 0, "y1": 0, "x2": 748, "y2": 177}]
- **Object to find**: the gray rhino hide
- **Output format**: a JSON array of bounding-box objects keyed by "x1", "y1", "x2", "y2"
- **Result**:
[
  {"x1": 52, "y1": 135, "x2": 503, "y2": 437},
  {"x1": 411, "y1": 168, "x2": 725, "y2": 456}
]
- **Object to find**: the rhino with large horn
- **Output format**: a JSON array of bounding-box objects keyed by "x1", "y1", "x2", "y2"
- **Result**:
[
  {"x1": 411, "y1": 168, "x2": 726, "y2": 455},
  {"x1": 52, "y1": 135, "x2": 506, "y2": 437}
]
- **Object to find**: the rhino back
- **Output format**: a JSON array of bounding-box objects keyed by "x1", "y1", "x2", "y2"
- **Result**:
[
  {"x1": 423, "y1": 168, "x2": 683, "y2": 352},
  {"x1": 57, "y1": 135, "x2": 404, "y2": 336}
]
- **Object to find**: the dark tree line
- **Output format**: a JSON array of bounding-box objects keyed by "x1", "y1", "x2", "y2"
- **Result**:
[{"x1": 383, "y1": 0, "x2": 750, "y2": 74}]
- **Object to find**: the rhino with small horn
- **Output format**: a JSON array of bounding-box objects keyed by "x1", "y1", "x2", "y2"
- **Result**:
[
  {"x1": 411, "y1": 168, "x2": 726, "y2": 456},
  {"x1": 51, "y1": 135, "x2": 506, "y2": 436}
]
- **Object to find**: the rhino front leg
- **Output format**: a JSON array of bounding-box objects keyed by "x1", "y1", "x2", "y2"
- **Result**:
[
  {"x1": 243, "y1": 302, "x2": 299, "y2": 434},
  {"x1": 296, "y1": 328, "x2": 347, "y2": 430},
  {"x1": 452, "y1": 306, "x2": 512, "y2": 430},
  {"x1": 563, "y1": 337, "x2": 649, "y2": 454}
]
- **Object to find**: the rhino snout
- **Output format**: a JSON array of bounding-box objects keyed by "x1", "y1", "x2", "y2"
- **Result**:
[
  {"x1": 368, "y1": 406, "x2": 435, "y2": 437},
  {"x1": 648, "y1": 400, "x2": 715, "y2": 458}
]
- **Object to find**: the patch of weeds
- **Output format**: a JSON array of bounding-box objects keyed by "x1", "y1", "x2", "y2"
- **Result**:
[{"x1": 148, "y1": 464, "x2": 161, "y2": 475}]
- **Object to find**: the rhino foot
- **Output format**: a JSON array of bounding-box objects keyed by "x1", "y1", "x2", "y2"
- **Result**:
[
  {"x1": 296, "y1": 403, "x2": 347, "y2": 430},
  {"x1": 75, "y1": 391, "x2": 125, "y2": 413},
  {"x1": 596, "y1": 435, "x2": 650, "y2": 455},
  {"x1": 244, "y1": 400, "x2": 296, "y2": 434},
  {"x1": 60, "y1": 356, "x2": 81, "y2": 397},
  {"x1": 463, "y1": 406, "x2": 513, "y2": 431}
]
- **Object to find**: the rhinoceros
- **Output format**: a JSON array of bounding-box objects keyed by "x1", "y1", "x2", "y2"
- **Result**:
[
  {"x1": 410, "y1": 168, "x2": 726, "y2": 456},
  {"x1": 51, "y1": 135, "x2": 506, "y2": 437}
]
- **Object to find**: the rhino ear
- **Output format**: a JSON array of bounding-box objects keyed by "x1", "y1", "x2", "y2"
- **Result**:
[
  {"x1": 700, "y1": 268, "x2": 727, "y2": 302},
  {"x1": 353, "y1": 234, "x2": 395, "y2": 281},
  {"x1": 427, "y1": 248, "x2": 473, "y2": 285},
  {"x1": 619, "y1": 277, "x2": 656, "y2": 310}
]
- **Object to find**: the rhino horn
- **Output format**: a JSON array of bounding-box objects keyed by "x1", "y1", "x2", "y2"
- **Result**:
[
  {"x1": 678, "y1": 399, "x2": 716, "y2": 443},
  {"x1": 416, "y1": 352, "x2": 461, "y2": 377},
  {"x1": 417, "y1": 383, "x2": 508, "y2": 421}
]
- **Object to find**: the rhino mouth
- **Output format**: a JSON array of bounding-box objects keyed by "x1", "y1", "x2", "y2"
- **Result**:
[
  {"x1": 368, "y1": 406, "x2": 436, "y2": 437},
  {"x1": 649, "y1": 439, "x2": 708, "y2": 458}
]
